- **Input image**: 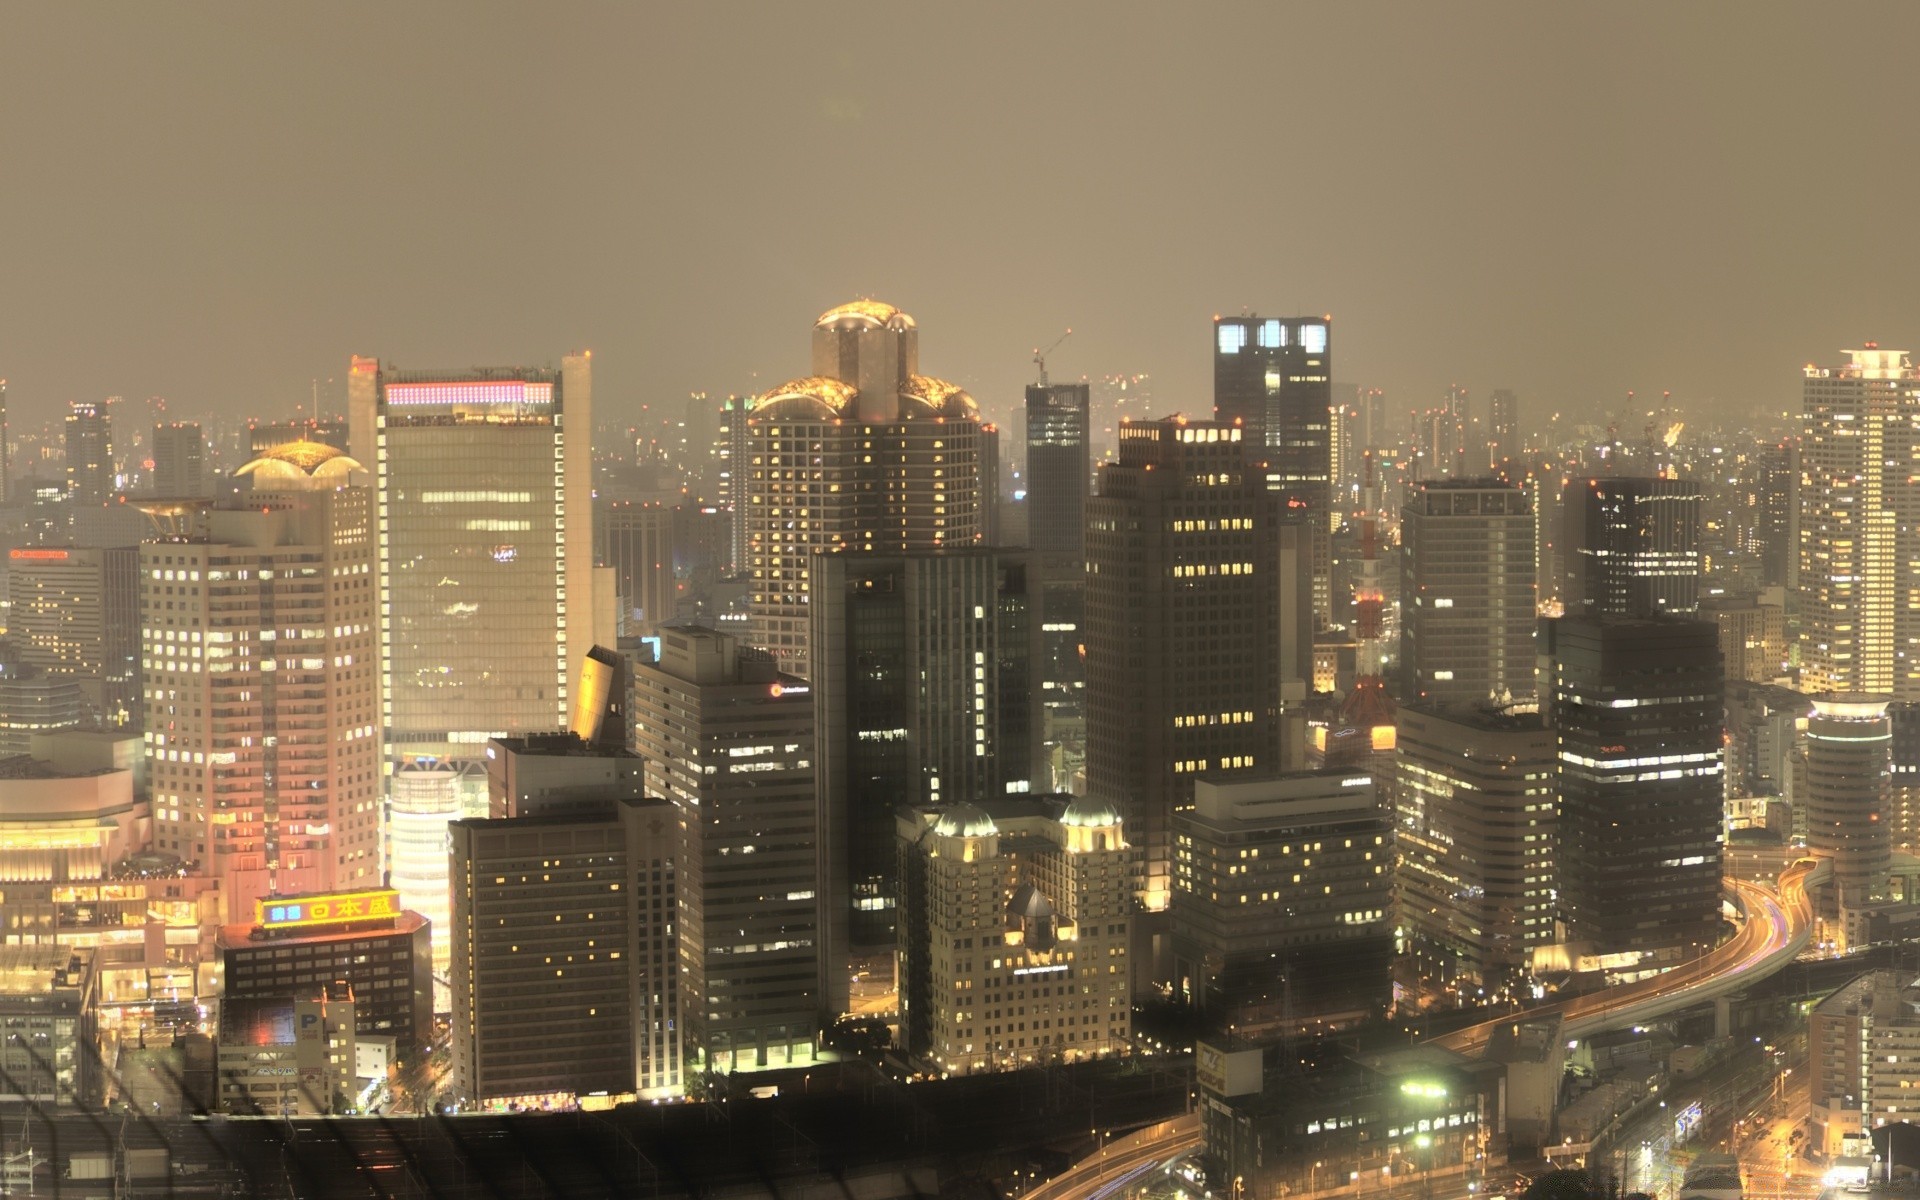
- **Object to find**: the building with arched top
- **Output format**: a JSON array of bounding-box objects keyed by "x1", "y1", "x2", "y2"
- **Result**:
[
  {"x1": 894, "y1": 795, "x2": 1131, "y2": 1075},
  {"x1": 1805, "y1": 693, "x2": 1893, "y2": 942},
  {"x1": 744, "y1": 302, "x2": 987, "y2": 678},
  {"x1": 141, "y1": 442, "x2": 380, "y2": 922}
]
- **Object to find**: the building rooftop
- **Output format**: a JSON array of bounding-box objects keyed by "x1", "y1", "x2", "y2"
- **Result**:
[
  {"x1": 235, "y1": 440, "x2": 362, "y2": 481},
  {"x1": 0, "y1": 945, "x2": 91, "y2": 994}
]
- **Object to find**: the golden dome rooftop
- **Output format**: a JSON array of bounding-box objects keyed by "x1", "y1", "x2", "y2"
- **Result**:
[
  {"x1": 816, "y1": 300, "x2": 916, "y2": 331},
  {"x1": 751, "y1": 376, "x2": 859, "y2": 419},
  {"x1": 234, "y1": 440, "x2": 363, "y2": 482},
  {"x1": 901, "y1": 374, "x2": 978, "y2": 417}
]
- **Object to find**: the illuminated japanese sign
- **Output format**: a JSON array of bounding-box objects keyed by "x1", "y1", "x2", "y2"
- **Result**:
[
  {"x1": 9, "y1": 548, "x2": 70, "y2": 561},
  {"x1": 254, "y1": 888, "x2": 401, "y2": 930}
]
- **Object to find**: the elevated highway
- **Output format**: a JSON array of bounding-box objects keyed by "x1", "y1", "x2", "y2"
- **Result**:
[{"x1": 1433, "y1": 858, "x2": 1822, "y2": 1056}]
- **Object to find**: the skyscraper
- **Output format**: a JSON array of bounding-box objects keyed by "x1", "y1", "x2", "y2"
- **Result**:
[
  {"x1": 596, "y1": 500, "x2": 677, "y2": 635},
  {"x1": 630, "y1": 627, "x2": 818, "y2": 1073},
  {"x1": 349, "y1": 354, "x2": 599, "y2": 780},
  {"x1": 1561, "y1": 476, "x2": 1702, "y2": 618},
  {"x1": 1023, "y1": 382, "x2": 1090, "y2": 562},
  {"x1": 151, "y1": 422, "x2": 209, "y2": 498},
  {"x1": 1547, "y1": 613, "x2": 1724, "y2": 964},
  {"x1": 743, "y1": 301, "x2": 986, "y2": 678},
  {"x1": 1085, "y1": 417, "x2": 1314, "y2": 909},
  {"x1": 1211, "y1": 315, "x2": 1333, "y2": 515},
  {"x1": 1394, "y1": 702, "x2": 1556, "y2": 995},
  {"x1": 1804, "y1": 693, "x2": 1892, "y2": 935},
  {"x1": 811, "y1": 547, "x2": 1042, "y2": 1004},
  {"x1": 1487, "y1": 389, "x2": 1517, "y2": 469},
  {"x1": 1399, "y1": 479, "x2": 1537, "y2": 705},
  {"x1": 140, "y1": 443, "x2": 381, "y2": 921},
  {"x1": 449, "y1": 793, "x2": 682, "y2": 1107},
  {"x1": 0, "y1": 378, "x2": 10, "y2": 505},
  {"x1": 64, "y1": 401, "x2": 112, "y2": 505},
  {"x1": 6, "y1": 545, "x2": 139, "y2": 726},
  {"x1": 1799, "y1": 346, "x2": 1920, "y2": 698}
]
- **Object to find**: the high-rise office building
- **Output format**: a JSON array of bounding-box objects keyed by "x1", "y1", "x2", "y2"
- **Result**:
[
  {"x1": 1487, "y1": 389, "x2": 1517, "y2": 469},
  {"x1": 349, "y1": 354, "x2": 599, "y2": 781},
  {"x1": 597, "y1": 500, "x2": 677, "y2": 635},
  {"x1": 1394, "y1": 702, "x2": 1556, "y2": 995},
  {"x1": 0, "y1": 378, "x2": 11, "y2": 505},
  {"x1": 1799, "y1": 347, "x2": 1920, "y2": 699},
  {"x1": 1561, "y1": 476, "x2": 1702, "y2": 618},
  {"x1": 1546, "y1": 614, "x2": 1724, "y2": 965},
  {"x1": 812, "y1": 548, "x2": 1042, "y2": 1000},
  {"x1": 895, "y1": 796, "x2": 1131, "y2": 1074},
  {"x1": 151, "y1": 422, "x2": 209, "y2": 498},
  {"x1": 1803, "y1": 694, "x2": 1892, "y2": 933},
  {"x1": 64, "y1": 401, "x2": 112, "y2": 505},
  {"x1": 6, "y1": 545, "x2": 139, "y2": 725},
  {"x1": 1085, "y1": 418, "x2": 1314, "y2": 910},
  {"x1": 449, "y1": 793, "x2": 682, "y2": 1107},
  {"x1": 1211, "y1": 315, "x2": 1333, "y2": 516},
  {"x1": 743, "y1": 302, "x2": 986, "y2": 678},
  {"x1": 1024, "y1": 382, "x2": 1091, "y2": 562},
  {"x1": 1756, "y1": 440, "x2": 1799, "y2": 592},
  {"x1": 140, "y1": 443, "x2": 380, "y2": 922},
  {"x1": 1399, "y1": 479, "x2": 1536, "y2": 705},
  {"x1": 0, "y1": 642, "x2": 87, "y2": 753},
  {"x1": 1169, "y1": 774, "x2": 1393, "y2": 1033},
  {"x1": 630, "y1": 627, "x2": 818, "y2": 1072}
]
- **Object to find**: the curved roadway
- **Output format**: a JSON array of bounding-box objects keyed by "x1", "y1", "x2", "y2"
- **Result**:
[{"x1": 1433, "y1": 858, "x2": 1819, "y2": 1056}]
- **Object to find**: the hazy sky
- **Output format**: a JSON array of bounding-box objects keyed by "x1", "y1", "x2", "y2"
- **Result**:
[{"x1": 3, "y1": 3, "x2": 1916, "y2": 437}]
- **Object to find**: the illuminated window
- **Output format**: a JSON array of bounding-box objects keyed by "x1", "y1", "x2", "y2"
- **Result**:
[
  {"x1": 1217, "y1": 324, "x2": 1248, "y2": 355},
  {"x1": 1301, "y1": 323, "x2": 1328, "y2": 354},
  {"x1": 1258, "y1": 319, "x2": 1284, "y2": 349}
]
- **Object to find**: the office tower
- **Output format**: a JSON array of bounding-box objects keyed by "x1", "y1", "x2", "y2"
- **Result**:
[
  {"x1": 151, "y1": 422, "x2": 209, "y2": 498},
  {"x1": 216, "y1": 986, "x2": 356, "y2": 1116},
  {"x1": 1086, "y1": 418, "x2": 1313, "y2": 910},
  {"x1": 449, "y1": 794, "x2": 682, "y2": 1107},
  {"x1": 1444, "y1": 385, "x2": 1471, "y2": 478},
  {"x1": 1169, "y1": 774, "x2": 1393, "y2": 1033},
  {"x1": 1702, "y1": 591, "x2": 1789, "y2": 683},
  {"x1": 894, "y1": 796, "x2": 1131, "y2": 1074},
  {"x1": 218, "y1": 887, "x2": 432, "y2": 1055},
  {"x1": 1488, "y1": 389, "x2": 1517, "y2": 469},
  {"x1": 0, "y1": 642, "x2": 86, "y2": 752},
  {"x1": 630, "y1": 627, "x2": 817, "y2": 1072},
  {"x1": 1399, "y1": 479, "x2": 1536, "y2": 705},
  {"x1": 64, "y1": 400, "x2": 112, "y2": 505},
  {"x1": 1395, "y1": 702, "x2": 1556, "y2": 996},
  {"x1": 1561, "y1": 476, "x2": 1702, "y2": 617},
  {"x1": 1756, "y1": 440, "x2": 1799, "y2": 591},
  {"x1": 140, "y1": 442, "x2": 380, "y2": 922},
  {"x1": 1890, "y1": 702, "x2": 1920, "y2": 852},
  {"x1": 1546, "y1": 614, "x2": 1724, "y2": 964},
  {"x1": 717, "y1": 396, "x2": 751, "y2": 575},
  {"x1": 743, "y1": 302, "x2": 986, "y2": 678},
  {"x1": 1723, "y1": 680, "x2": 1807, "y2": 803},
  {"x1": 597, "y1": 500, "x2": 677, "y2": 634},
  {"x1": 0, "y1": 378, "x2": 9, "y2": 504},
  {"x1": 387, "y1": 758, "x2": 459, "y2": 985},
  {"x1": 812, "y1": 548, "x2": 1043, "y2": 1000},
  {"x1": 1800, "y1": 347, "x2": 1920, "y2": 699},
  {"x1": 1329, "y1": 393, "x2": 1360, "y2": 518},
  {"x1": 6, "y1": 545, "x2": 139, "y2": 725},
  {"x1": 1803, "y1": 694, "x2": 1892, "y2": 933},
  {"x1": 1360, "y1": 387, "x2": 1387, "y2": 453},
  {"x1": 1037, "y1": 575, "x2": 1086, "y2": 790},
  {"x1": 1211, "y1": 315, "x2": 1333, "y2": 516},
  {"x1": 349, "y1": 354, "x2": 598, "y2": 779},
  {"x1": 1024, "y1": 382, "x2": 1091, "y2": 562}
]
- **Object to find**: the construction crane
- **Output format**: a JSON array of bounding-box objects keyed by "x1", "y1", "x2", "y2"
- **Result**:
[{"x1": 1032, "y1": 329, "x2": 1072, "y2": 387}]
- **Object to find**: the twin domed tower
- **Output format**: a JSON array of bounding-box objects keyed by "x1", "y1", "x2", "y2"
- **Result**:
[{"x1": 745, "y1": 301, "x2": 990, "y2": 677}]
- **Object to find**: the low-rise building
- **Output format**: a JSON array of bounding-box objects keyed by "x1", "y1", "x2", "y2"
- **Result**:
[
  {"x1": 216, "y1": 985, "x2": 357, "y2": 1116},
  {"x1": 0, "y1": 944, "x2": 99, "y2": 1109}
]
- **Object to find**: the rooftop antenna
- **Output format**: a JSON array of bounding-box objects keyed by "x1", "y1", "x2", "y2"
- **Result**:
[{"x1": 1033, "y1": 329, "x2": 1072, "y2": 388}]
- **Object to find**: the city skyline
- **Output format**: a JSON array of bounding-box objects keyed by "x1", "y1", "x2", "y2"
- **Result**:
[{"x1": 5, "y1": 5, "x2": 1920, "y2": 432}]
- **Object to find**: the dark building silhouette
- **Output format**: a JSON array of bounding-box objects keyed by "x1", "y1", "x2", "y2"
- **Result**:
[
  {"x1": 1212, "y1": 315, "x2": 1333, "y2": 515},
  {"x1": 1561, "y1": 476, "x2": 1702, "y2": 617},
  {"x1": 1547, "y1": 613, "x2": 1724, "y2": 963}
]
